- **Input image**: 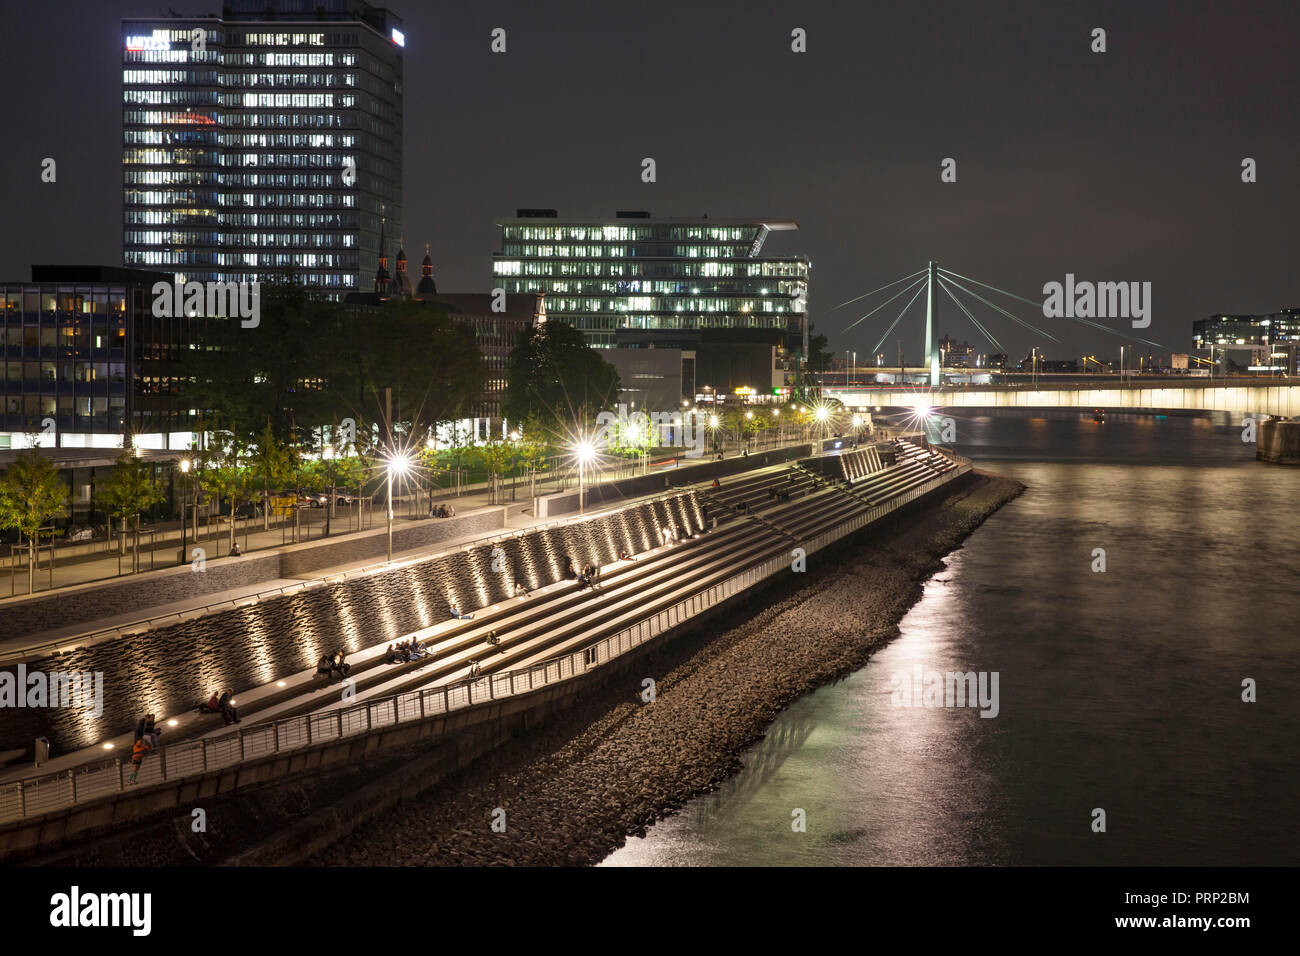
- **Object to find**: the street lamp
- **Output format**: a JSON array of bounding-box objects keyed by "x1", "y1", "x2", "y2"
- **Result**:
[
  {"x1": 574, "y1": 440, "x2": 595, "y2": 515},
  {"x1": 178, "y1": 457, "x2": 190, "y2": 565},
  {"x1": 385, "y1": 450, "x2": 411, "y2": 562},
  {"x1": 323, "y1": 446, "x2": 335, "y2": 537}
]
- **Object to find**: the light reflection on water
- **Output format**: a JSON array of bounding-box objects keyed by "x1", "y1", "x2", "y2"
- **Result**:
[{"x1": 602, "y1": 413, "x2": 1300, "y2": 866}]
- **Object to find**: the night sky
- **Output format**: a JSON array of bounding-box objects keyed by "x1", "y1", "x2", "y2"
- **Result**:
[{"x1": 3, "y1": 0, "x2": 1297, "y2": 363}]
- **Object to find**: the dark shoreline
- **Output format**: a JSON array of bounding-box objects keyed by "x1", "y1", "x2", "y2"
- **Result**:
[{"x1": 304, "y1": 469, "x2": 1026, "y2": 867}]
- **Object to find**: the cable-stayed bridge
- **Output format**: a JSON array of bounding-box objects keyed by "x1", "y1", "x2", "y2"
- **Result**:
[{"x1": 826, "y1": 263, "x2": 1298, "y2": 416}]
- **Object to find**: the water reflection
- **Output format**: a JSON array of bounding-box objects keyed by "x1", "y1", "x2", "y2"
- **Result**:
[{"x1": 603, "y1": 413, "x2": 1300, "y2": 866}]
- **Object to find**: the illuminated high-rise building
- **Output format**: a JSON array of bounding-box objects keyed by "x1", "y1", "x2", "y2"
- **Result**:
[
  {"x1": 122, "y1": 0, "x2": 404, "y2": 294},
  {"x1": 491, "y1": 210, "x2": 810, "y2": 350}
]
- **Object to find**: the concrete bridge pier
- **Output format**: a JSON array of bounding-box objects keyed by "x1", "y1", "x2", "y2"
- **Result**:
[{"x1": 1258, "y1": 418, "x2": 1300, "y2": 464}]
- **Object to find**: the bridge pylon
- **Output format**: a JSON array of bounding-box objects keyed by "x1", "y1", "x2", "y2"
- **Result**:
[{"x1": 925, "y1": 260, "x2": 940, "y2": 387}]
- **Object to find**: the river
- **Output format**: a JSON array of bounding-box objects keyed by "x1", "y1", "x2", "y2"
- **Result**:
[{"x1": 601, "y1": 410, "x2": 1300, "y2": 865}]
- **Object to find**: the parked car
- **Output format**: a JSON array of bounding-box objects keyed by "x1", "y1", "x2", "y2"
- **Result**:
[{"x1": 67, "y1": 526, "x2": 97, "y2": 542}]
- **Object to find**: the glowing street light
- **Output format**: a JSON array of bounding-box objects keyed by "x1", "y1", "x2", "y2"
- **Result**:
[
  {"x1": 178, "y1": 457, "x2": 191, "y2": 565},
  {"x1": 385, "y1": 450, "x2": 412, "y2": 562}
]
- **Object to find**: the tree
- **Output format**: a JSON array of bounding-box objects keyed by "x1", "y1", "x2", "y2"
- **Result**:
[
  {"x1": 472, "y1": 440, "x2": 514, "y2": 505},
  {"x1": 804, "y1": 324, "x2": 833, "y2": 396},
  {"x1": 96, "y1": 450, "x2": 164, "y2": 574},
  {"x1": 249, "y1": 422, "x2": 294, "y2": 530},
  {"x1": 180, "y1": 278, "x2": 350, "y2": 444},
  {"x1": 514, "y1": 420, "x2": 551, "y2": 500},
  {"x1": 503, "y1": 321, "x2": 621, "y2": 440},
  {"x1": 0, "y1": 450, "x2": 67, "y2": 592},
  {"x1": 199, "y1": 434, "x2": 256, "y2": 552},
  {"x1": 343, "y1": 298, "x2": 487, "y2": 443}
]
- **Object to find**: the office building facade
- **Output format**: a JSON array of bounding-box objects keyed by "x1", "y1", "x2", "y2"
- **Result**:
[
  {"x1": 491, "y1": 211, "x2": 810, "y2": 351},
  {"x1": 1, "y1": 266, "x2": 194, "y2": 451},
  {"x1": 122, "y1": 0, "x2": 404, "y2": 294},
  {"x1": 1193, "y1": 308, "x2": 1300, "y2": 373}
]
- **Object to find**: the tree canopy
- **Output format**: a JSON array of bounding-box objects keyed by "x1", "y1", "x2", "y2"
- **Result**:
[
  {"x1": 503, "y1": 321, "x2": 621, "y2": 439},
  {"x1": 181, "y1": 281, "x2": 487, "y2": 449}
]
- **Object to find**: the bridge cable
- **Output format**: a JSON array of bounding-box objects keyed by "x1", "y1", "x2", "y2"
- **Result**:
[
  {"x1": 940, "y1": 267, "x2": 1172, "y2": 351},
  {"x1": 827, "y1": 269, "x2": 928, "y2": 313},
  {"x1": 870, "y1": 278, "x2": 930, "y2": 356},
  {"x1": 937, "y1": 268, "x2": 1046, "y2": 311},
  {"x1": 938, "y1": 277, "x2": 1006, "y2": 353},
  {"x1": 938, "y1": 274, "x2": 1062, "y2": 343},
  {"x1": 841, "y1": 274, "x2": 929, "y2": 334}
]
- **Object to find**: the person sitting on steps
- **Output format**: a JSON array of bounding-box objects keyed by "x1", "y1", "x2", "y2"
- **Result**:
[
  {"x1": 329, "y1": 650, "x2": 351, "y2": 681},
  {"x1": 218, "y1": 689, "x2": 240, "y2": 725}
]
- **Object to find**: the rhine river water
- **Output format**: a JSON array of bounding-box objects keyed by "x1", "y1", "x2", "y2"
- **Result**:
[{"x1": 602, "y1": 410, "x2": 1300, "y2": 866}]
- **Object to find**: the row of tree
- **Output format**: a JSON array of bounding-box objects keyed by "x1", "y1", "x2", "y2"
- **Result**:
[{"x1": 180, "y1": 280, "x2": 488, "y2": 453}]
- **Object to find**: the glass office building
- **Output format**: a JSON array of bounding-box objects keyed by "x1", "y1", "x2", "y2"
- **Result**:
[
  {"x1": 491, "y1": 211, "x2": 810, "y2": 349},
  {"x1": 122, "y1": 0, "x2": 404, "y2": 294},
  {"x1": 0, "y1": 266, "x2": 192, "y2": 450},
  {"x1": 1192, "y1": 309, "x2": 1300, "y2": 349}
]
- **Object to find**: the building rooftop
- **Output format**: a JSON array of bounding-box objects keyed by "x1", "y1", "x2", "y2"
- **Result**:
[
  {"x1": 28, "y1": 265, "x2": 173, "y2": 285},
  {"x1": 496, "y1": 212, "x2": 799, "y2": 231}
]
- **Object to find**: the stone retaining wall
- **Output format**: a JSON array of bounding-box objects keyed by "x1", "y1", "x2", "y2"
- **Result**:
[
  {"x1": 0, "y1": 493, "x2": 701, "y2": 757},
  {"x1": 0, "y1": 510, "x2": 506, "y2": 646}
]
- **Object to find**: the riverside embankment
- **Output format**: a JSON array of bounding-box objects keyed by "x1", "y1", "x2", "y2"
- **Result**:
[
  {"x1": 16, "y1": 468, "x2": 1018, "y2": 866},
  {"x1": 303, "y1": 469, "x2": 1023, "y2": 866}
]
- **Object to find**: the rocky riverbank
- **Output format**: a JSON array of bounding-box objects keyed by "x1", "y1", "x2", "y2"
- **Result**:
[{"x1": 305, "y1": 469, "x2": 1024, "y2": 867}]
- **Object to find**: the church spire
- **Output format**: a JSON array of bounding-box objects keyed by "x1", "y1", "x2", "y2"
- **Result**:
[
  {"x1": 416, "y1": 241, "x2": 437, "y2": 295},
  {"x1": 373, "y1": 215, "x2": 391, "y2": 295}
]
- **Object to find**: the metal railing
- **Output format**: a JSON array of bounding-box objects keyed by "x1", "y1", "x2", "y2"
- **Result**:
[
  {"x1": 0, "y1": 456, "x2": 970, "y2": 826},
  {"x1": 3, "y1": 488, "x2": 707, "y2": 667}
]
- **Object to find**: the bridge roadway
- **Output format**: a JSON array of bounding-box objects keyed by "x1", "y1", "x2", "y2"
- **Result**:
[
  {"x1": 824, "y1": 378, "x2": 1300, "y2": 417},
  {"x1": 0, "y1": 442, "x2": 960, "y2": 817}
]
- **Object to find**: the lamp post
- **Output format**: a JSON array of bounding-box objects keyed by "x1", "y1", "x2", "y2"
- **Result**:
[
  {"x1": 575, "y1": 440, "x2": 595, "y2": 515},
  {"x1": 385, "y1": 450, "x2": 411, "y2": 562},
  {"x1": 323, "y1": 445, "x2": 335, "y2": 537},
  {"x1": 178, "y1": 457, "x2": 190, "y2": 565}
]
